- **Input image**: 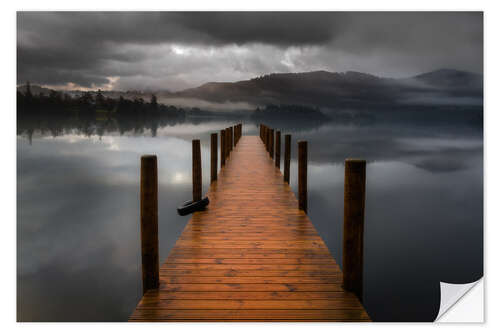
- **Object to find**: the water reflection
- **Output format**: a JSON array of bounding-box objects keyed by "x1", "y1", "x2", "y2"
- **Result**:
[{"x1": 17, "y1": 115, "x2": 482, "y2": 321}]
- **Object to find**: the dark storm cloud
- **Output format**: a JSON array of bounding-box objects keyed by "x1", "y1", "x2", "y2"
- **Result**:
[{"x1": 17, "y1": 11, "x2": 483, "y2": 90}]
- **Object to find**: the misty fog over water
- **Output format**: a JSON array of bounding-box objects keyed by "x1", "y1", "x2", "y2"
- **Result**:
[{"x1": 17, "y1": 114, "x2": 482, "y2": 321}]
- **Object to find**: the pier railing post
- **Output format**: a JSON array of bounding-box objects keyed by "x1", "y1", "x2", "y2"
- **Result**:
[
  {"x1": 230, "y1": 126, "x2": 234, "y2": 151},
  {"x1": 210, "y1": 133, "x2": 217, "y2": 182},
  {"x1": 192, "y1": 139, "x2": 202, "y2": 202},
  {"x1": 226, "y1": 128, "x2": 231, "y2": 158},
  {"x1": 342, "y1": 159, "x2": 366, "y2": 302},
  {"x1": 220, "y1": 129, "x2": 225, "y2": 167},
  {"x1": 298, "y1": 141, "x2": 308, "y2": 212},
  {"x1": 275, "y1": 130, "x2": 281, "y2": 169},
  {"x1": 267, "y1": 127, "x2": 270, "y2": 152},
  {"x1": 264, "y1": 126, "x2": 268, "y2": 150},
  {"x1": 284, "y1": 134, "x2": 291, "y2": 183},
  {"x1": 224, "y1": 128, "x2": 228, "y2": 160},
  {"x1": 140, "y1": 155, "x2": 159, "y2": 295},
  {"x1": 270, "y1": 129, "x2": 274, "y2": 158}
]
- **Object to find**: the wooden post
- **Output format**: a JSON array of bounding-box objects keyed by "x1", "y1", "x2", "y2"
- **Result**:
[
  {"x1": 230, "y1": 126, "x2": 234, "y2": 150},
  {"x1": 269, "y1": 129, "x2": 274, "y2": 158},
  {"x1": 224, "y1": 128, "x2": 228, "y2": 160},
  {"x1": 192, "y1": 139, "x2": 202, "y2": 202},
  {"x1": 275, "y1": 130, "x2": 281, "y2": 169},
  {"x1": 268, "y1": 128, "x2": 272, "y2": 154},
  {"x1": 298, "y1": 141, "x2": 307, "y2": 212},
  {"x1": 226, "y1": 127, "x2": 231, "y2": 159},
  {"x1": 264, "y1": 127, "x2": 268, "y2": 150},
  {"x1": 220, "y1": 129, "x2": 225, "y2": 167},
  {"x1": 284, "y1": 134, "x2": 291, "y2": 183},
  {"x1": 210, "y1": 133, "x2": 217, "y2": 182},
  {"x1": 265, "y1": 127, "x2": 268, "y2": 150},
  {"x1": 140, "y1": 155, "x2": 159, "y2": 295},
  {"x1": 342, "y1": 159, "x2": 366, "y2": 301}
]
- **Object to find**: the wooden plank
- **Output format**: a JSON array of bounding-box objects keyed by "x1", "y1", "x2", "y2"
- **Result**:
[
  {"x1": 159, "y1": 264, "x2": 339, "y2": 270},
  {"x1": 136, "y1": 299, "x2": 364, "y2": 310},
  {"x1": 161, "y1": 276, "x2": 342, "y2": 284},
  {"x1": 130, "y1": 309, "x2": 370, "y2": 321},
  {"x1": 164, "y1": 258, "x2": 337, "y2": 265},
  {"x1": 130, "y1": 136, "x2": 369, "y2": 322},
  {"x1": 160, "y1": 269, "x2": 341, "y2": 277},
  {"x1": 148, "y1": 291, "x2": 352, "y2": 300},
  {"x1": 159, "y1": 283, "x2": 345, "y2": 292}
]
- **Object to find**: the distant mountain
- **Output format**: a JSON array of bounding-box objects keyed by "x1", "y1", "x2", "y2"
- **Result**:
[
  {"x1": 16, "y1": 84, "x2": 53, "y2": 96},
  {"x1": 163, "y1": 69, "x2": 483, "y2": 109},
  {"x1": 411, "y1": 68, "x2": 482, "y2": 89},
  {"x1": 17, "y1": 69, "x2": 483, "y2": 112}
]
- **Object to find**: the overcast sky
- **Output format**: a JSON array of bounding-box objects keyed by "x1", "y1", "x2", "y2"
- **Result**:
[{"x1": 17, "y1": 12, "x2": 483, "y2": 91}]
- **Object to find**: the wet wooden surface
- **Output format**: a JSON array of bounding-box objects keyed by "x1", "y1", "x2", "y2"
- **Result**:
[{"x1": 130, "y1": 136, "x2": 370, "y2": 322}]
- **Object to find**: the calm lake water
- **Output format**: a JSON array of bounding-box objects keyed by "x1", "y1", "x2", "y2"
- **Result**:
[{"x1": 17, "y1": 115, "x2": 483, "y2": 321}]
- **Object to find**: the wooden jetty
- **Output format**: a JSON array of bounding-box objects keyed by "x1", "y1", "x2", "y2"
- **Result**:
[{"x1": 130, "y1": 124, "x2": 369, "y2": 322}]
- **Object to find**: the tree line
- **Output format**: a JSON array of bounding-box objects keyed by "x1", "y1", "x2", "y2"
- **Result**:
[{"x1": 17, "y1": 82, "x2": 185, "y2": 120}]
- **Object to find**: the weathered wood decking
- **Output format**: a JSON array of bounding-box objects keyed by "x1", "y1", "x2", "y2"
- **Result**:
[{"x1": 130, "y1": 136, "x2": 370, "y2": 321}]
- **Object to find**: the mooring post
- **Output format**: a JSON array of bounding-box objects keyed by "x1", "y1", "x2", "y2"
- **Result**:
[
  {"x1": 220, "y1": 129, "x2": 225, "y2": 167},
  {"x1": 230, "y1": 126, "x2": 234, "y2": 150},
  {"x1": 284, "y1": 134, "x2": 291, "y2": 183},
  {"x1": 298, "y1": 141, "x2": 308, "y2": 212},
  {"x1": 226, "y1": 127, "x2": 231, "y2": 159},
  {"x1": 275, "y1": 130, "x2": 281, "y2": 169},
  {"x1": 140, "y1": 155, "x2": 159, "y2": 295},
  {"x1": 224, "y1": 128, "x2": 228, "y2": 160},
  {"x1": 342, "y1": 159, "x2": 366, "y2": 302},
  {"x1": 192, "y1": 139, "x2": 202, "y2": 202},
  {"x1": 265, "y1": 127, "x2": 268, "y2": 150},
  {"x1": 264, "y1": 127, "x2": 268, "y2": 150},
  {"x1": 269, "y1": 128, "x2": 272, "y2": 154},
  {"x1": 210, "y1": 133, "x2": 217, "y2": 182},
  {"x1": 270, "y1": 129, "x2": 274, "y2": 158}
]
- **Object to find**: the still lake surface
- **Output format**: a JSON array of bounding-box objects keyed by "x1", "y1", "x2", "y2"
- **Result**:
[{"x1": 17, "y1": 116, "x2": 483, "y2": 321}]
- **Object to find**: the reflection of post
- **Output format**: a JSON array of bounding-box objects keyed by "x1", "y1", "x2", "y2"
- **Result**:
[
  {"x1": 284, "y1": 134, "x2": 291, "y2": 183},
  {"x1": 298, "y1": 141, "x2": 307, "y2": 212},
  {"x1": 275, "y1": 131, "x2": 281, "y2": 169},
  {"x1": 140, "y1": 155, "x2": 159, "y2": 295},
  {"x1": 192, "y1": 140, "x2": 202, "y2": 202},
  {"x1": 220, "y1": 129, "x2": 225, "y2": 167},
  {"x1": 210, "y1": 133, "x2": 217, "y2": 183},
  {"x1": 342, "y1": 159, "x2": 366, "y2": 302}
]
